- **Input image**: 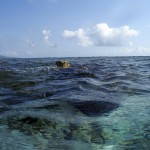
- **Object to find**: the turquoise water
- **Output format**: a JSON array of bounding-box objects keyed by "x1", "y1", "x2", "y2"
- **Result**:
[{"x1": 0, "y1": 57, "x2": 150, "y2": 149}]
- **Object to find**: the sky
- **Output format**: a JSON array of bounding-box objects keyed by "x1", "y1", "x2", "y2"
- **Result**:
[{"x1": 0, "y1": 0, "x2": 150, "y2": 58}]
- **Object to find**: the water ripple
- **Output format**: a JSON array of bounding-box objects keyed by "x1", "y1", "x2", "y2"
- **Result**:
[{"x1": 0, "y1": 56, "x2": 150, "y2": 149}]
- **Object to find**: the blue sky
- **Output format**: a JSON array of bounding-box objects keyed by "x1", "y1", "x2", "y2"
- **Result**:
[{"x1": 0, "y1": 0, "x2": 150, "y2": 57}]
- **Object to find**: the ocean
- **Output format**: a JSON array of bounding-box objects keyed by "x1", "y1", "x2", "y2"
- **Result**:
[{"x1": 0, "y1": 56, "x2": 150, "y2": 150}]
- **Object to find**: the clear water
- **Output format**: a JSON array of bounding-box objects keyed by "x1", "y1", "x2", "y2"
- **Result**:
[{"x1": 0, "y1": 57, "x2": 150, "y2": 150}]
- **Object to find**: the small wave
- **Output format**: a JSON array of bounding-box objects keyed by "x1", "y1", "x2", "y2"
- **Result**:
[
  {"x1": 102, "y1": 81, "x2": 129, "y2": 89},
  {"x1": 102, "y1": 74, "x2": 128, "y2": 82},
  {"x1": 11, "y1": 81, "x2": 37, "y2": 89},
  {"x1": 78, "y1": 79, "x2": 115, "y2": 93},
  {"x1": 120, "y1": 85, "x2": 150, "y2": 95},
  {"x1": 26, "y1": 65, "x2": 56, "y2": 73},
  {"x1": 75, "y1": 72, "x2": 97, "y2": 78}
]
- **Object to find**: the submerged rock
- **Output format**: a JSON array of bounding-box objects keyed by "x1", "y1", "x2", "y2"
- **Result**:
[
  {"x1": 55, "y1": 60, "x2": 71, "y2": 68},
  {"x1": 3, "y1": 114, "x2": 105, "y2": 145},
  {"x1": 55, "y1": 61, "x2": 97, "y2": 78},
  {"x1": 0, "y1": 100, "x2": 107, "y2": 146},
  {"x1": 0, "y1": 100, "x2": 119, "y2": 148},
  {"x1": 7, "y1": 116, "x2": 66, "y2": 138},
  {"x1": 71, "y1": 101, "x2": 119, "y2": 117}
]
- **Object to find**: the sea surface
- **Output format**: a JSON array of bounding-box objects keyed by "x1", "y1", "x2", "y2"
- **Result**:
[{"x1": 0, "y1": 56, "x2": 150, "y2": 150}]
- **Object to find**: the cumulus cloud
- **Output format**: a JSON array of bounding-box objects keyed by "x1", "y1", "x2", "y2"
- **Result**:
[
  {"x1": 93, "y1": 23, "x2": 138, "y2": 46},
  {"x1": 63, "y1": 23, "x2": 138, "y2": 47},
  {"x1": 63, "y1": 28, "x2": 92, "y2": 47},
  {"x1": 42, "y1": 29, "x2": 57, "y2": 47}
]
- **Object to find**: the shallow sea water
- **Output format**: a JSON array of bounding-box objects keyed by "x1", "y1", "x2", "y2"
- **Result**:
[{"x1": 0, "y1": 57, "x2": 150, "y2": 150}]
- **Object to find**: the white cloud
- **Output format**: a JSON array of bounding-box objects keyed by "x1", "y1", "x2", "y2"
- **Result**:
[
  {"x1": 63, "y1": 30, "x2": 76, "y2": 37},
  {"x1": 42, "y1": 29, "x2": 57, "y2": 47},
  {"x1": 120, "y1": 47, "x2": 150, "y2": 56},
  {"x1": 1, "y1": 51, "x2": 18, "y2": 57},
  {"x1": 135, "y1": 47, "x2": 150, "y2": 54},
  {"x1": 26, "y1": 39, "x2": 35, "y2": 48},
  {"x1": 63, "y1": 28, "x2": 92, "y2": 47},
  {"x1": 63, "y1": 23, "x2": 138, "y2": 47},
  {"x1": 93, "y1": 23, "x2": 138, "y2": 46},
  {"x1": 42, "y1": 29, "x2": 50, "y2": 43}
]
